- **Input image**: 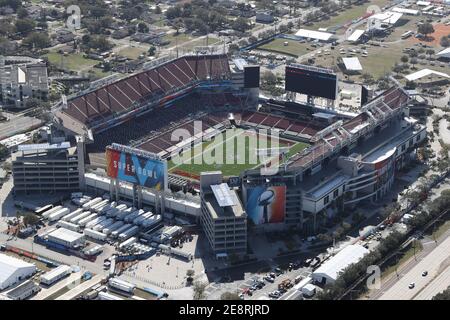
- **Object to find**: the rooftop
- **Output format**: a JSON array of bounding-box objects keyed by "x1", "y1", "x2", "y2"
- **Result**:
[
  {"x1": 48, "y1": 228, "x2": 84, "y2": 243},
  {"x1": 295, "y1": 29, "x2": 333, "y2": 41},
  {"x1": 313, "y1": 244, "x2": 369, "y2": 282}
]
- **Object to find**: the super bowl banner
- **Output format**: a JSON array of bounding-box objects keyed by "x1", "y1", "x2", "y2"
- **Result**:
[
  {"x1": 106, "y1": 147, "x2": 167, "y2": 191},
  {"x1": 246, "y1": 186, "x2": 286, "y2": 225}
]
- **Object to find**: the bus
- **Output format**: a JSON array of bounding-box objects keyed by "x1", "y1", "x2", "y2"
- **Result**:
[{"x1": 401, "y1": 31, "x2": 414, "y2": 39}]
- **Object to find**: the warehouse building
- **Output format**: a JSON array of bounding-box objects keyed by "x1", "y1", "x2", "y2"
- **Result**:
[
  {"x1": 312, "y1": 245, "x2": 369, "y2": 285},
  {"x1": 47, "y1": 228, "x2": 85, "y2": 249},
  {"x1": 5, "y1": 280, "x2": 40, "y2": 300},
  {"x1": 0, "y1": 254, "x2": 37, "y2": 290},
  {"x1": 200, "y1": 172, "x2": 247, "y2": 257}
]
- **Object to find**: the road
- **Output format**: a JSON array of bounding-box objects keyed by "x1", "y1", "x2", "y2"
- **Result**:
[
  {"x1": 0, "y1": 115, "x2": 42, "y2": 141},
  {"x1": 377, "y1": 234, "x2": 450, "y2": 300}
]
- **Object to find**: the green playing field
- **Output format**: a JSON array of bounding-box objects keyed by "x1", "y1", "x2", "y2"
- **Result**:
[{"x1": 168, "y1": 129, "x2": 309, "y2": 178}]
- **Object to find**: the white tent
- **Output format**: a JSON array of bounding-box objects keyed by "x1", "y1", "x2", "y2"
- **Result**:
[
  {"x1": 0, "y1": 254, "x2": 36, "y2": 290},
  {"x1": 347, "y1": 29, "x2": 365, "y2": 42},
  {"x1": 295, "y1": 29, "x2": 333, "y2": 41},
  {"x1": 405, "y1": 69, "x2": 450, "y2": 81},
  {"x1": 312, "y1": 245, "x2": 369, "y2": 285},
  {"x1": 342, "y1": 57, "x2": 363, "y2": 71},
  {"x1": 436, "y1": 47, "x2": 450, "y2": 59}
]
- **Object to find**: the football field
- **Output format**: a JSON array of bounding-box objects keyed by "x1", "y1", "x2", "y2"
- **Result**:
[{"x1": 168, "y1": 129, "x2": 308, "y2": 179}]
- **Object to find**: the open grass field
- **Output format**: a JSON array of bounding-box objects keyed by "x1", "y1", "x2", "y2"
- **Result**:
[
  {"x1": 162, "y1": 33, "x2": 193, "y2": 47},
  {"x1": 45, "y1": 52, "x2": 98, "y2": 71},
  {"x1": 257, "y1": 38, "x2": 309, "y2": 57},
  {"x1": 309, "y1": 0, "x2": 390, "y2": 33},
  {"x1": 118, "y1": 46, "x2": 148, "y2": 60},
  {"x1": 168, "y1": 129, "x2": 309, "y2": 178}
]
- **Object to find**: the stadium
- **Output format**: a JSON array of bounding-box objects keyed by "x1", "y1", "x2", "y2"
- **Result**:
[{"x1": 52, "y1": 50, "x2": 427, "y2": 238}]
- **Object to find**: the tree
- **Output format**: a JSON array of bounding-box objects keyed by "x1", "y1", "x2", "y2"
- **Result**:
[
  {"x1": 220, "y1": 292, "x2": 240, "y2": 300},
  {"x1": 417, "y1": 23, "x2": 434, "y2": 40},
  {"x1": 432, "y1": 286, "x2": 450, "y2": 300},
  {"x1": 400, "y1": 55, "x2": 409, "y2": 64},
  {"x1": 440, "y1": 35, "x2": 450, "y2": 48},
  {"x1": 17, "y1": 7, "x2": 28, "y2": 19},
  {"x1": 154, "y1": 5, "x2": 162, "y2": 14},
  {"x1": 426, "y1": 49, "x2": 435, "y2": 58},
  {"x1": 261, "y1": 71, "x2": 277, "y2": 86},
  {"x1": 23, "y1": 32, "x2": 50, "y2": 49},
  {"x1": 193, "y1": 281, "x2": 207, "y2": 300},
  {"x1": 137, "y1": 22, "x2": 149, "y2": 33},
  {"x1": 15, "y1": 18, "x2": 35, "y2": 35},
  {"x1": 0, "y1": 143, "x2": 8, "y2": 159},
  {"x1": 23, "y1": 213, "x2": 40, "y2": 226},
  {"x1": 148, "y1": 46, "x2": 156, "y2": 56},
  {"x1": 231, "y1": 17, "x2": 250, "y2": 33}
]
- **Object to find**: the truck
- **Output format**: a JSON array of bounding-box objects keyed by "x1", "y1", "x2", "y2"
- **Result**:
[
  {"x1": 111, "y1": 224, "x2": 132, "y2": 239},
  {"x1": 42, "y1": 206, "x2": 63, "y2": 219},
  {"x1": 118, "y1": 237, "x2": 136, "y2": 250},
  {"x1": 102, "y1": 221, "x2": 124, "y2": 235},
  {"x1": 116, "y1": 207, "x2": 135, "y2": 221},
  {"x1": 133, "y1": 212, "x2": 153, "y2": 226},
  {"x1": 62, "y1": 209, "x2": 84, "y2": 222},
  {"x1": 108, "y1": 277, "x2": 136, "y2": 294},
  {"x1": 48, "y1": 208, "x2": 71, "y2": 222},
  {"x1": 57, "y1": 221, "x2": 81, "y2": 232},
  {"x1": 141, "y1": 214, "x2": 162, "y2": 229},
  {"x1": 99, "y1": 201, "x2": 116, "y2": 215},
  {"x1": 82, "y1": 197, "x2": 103, "y2": 210},
  {"x1": 92, "y1": 218, "x2": 114, "y2": 232},
  {"x1": 124, "y1": 209, "x2": 145, "y2": 223},
  {"x1": 83, "y1": 245, "x2": 103, "y2": 256},
  {"x1": 90, "y1": 199, "x2": 109, "y2": 213},
  {"x1": 70, "y1": 211, "x2": 92, "y2": 224},
  {"x1": 40, "y1": 265, "x2": 72, "y2": 286},
  {"x1": 118, "y1": 225, "x2": 139, "y2": 242},
  {"x1": 278, "y1": 279, "x2": 293, "y2": 291},
  {"x1": 78, "y1": 213, "x2": 98, "y2": 227},
  {"x1": 85, "y1": 216, "x2": 107, "y2": 229},
  {"x1": 84, "y1": 228, "x2": 108, "y2": 241}
]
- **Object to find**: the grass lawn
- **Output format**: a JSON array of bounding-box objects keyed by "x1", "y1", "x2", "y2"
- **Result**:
[
  {"x1": 118, "y1": 46, "x2": 149, "y2": 60},
  {"x1": 382, "y1": 240, "x2": 423, "y2": 279},
  {"x1": 309, "y1": 0, "x2": 390, "y2": 33},
  {"x1": 257, "y1": 38, "x2": 309, "y2": 57},
  {"x1": 168, "y1": 129, "x2": 308, "y2": 177},
  {"x1": 162, "y1": 33, "x2": 193, "y2": 47},
  {"x1": 45, "y1": 52, "x2": 98, "y2": 71},
  {"x1": 429, "y1": 220, "x2": 450, "y2": 240}
]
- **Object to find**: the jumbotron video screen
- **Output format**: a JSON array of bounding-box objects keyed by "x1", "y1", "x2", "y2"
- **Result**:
[{"x1": 285, "y1": 65, "x2": 337, "y2": 100}]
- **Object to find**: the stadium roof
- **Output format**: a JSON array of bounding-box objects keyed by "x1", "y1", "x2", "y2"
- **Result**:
[
  {"x1": 437, "y1": 47, "x2": 450, "y2": 58},
  {"x1": 0, "y1": 254, "x2": 36, "y2": 289},
  {"x1": 347, "y1": 29, "x2": 365, "y2": 42},
  {"x1": 295, "y1": 29, "x2": 333, "y2": 41},
  {"x1": 405, "y1": 69, "x2": 450, "y2": 81},
  {"x1": 342, "y1": 57, "x2": 363, "y2": 71},
  {"x1": 392, "y1": 7, "x2": 419, "y2": 15},
  {"x1": 312, "y1": 245, "x2": 369, "y2": 283}
]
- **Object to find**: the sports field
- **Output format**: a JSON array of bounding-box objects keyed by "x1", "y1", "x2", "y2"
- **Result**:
[{"x1": 168, "y1": 129, "x2": 309, "y2": 178}]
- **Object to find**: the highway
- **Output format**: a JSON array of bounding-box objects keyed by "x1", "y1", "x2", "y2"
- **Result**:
[
  {"x1": 413, "y1": 265, "x2": 450, "y2": 300},
  {"x1": 378, "y1": 235, "x2": 450, "y2": 300}
]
